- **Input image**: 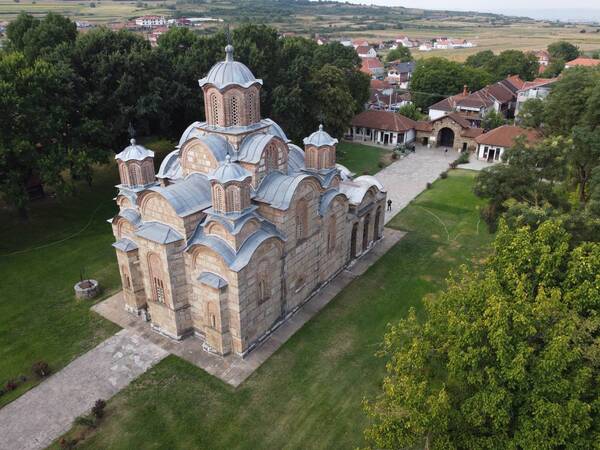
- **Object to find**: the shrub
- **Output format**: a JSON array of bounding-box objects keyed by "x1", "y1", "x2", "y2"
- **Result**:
[
  {"x1": 74, "y1": 415, "x2": 96, "y2": 428},
  {"x1": 440, "y1": 171, "x2": 448, "y2": 179},
  {"x1": 426, "y1": 182, "x2": 432, "y2": 189},
  {"x1": 91, "y1": 399, "x2": 106, "y2": 419},
  {"x1": 480, "y1": 203, "x2": 499, "y2": 232},
  {"x1": 456, "y1": 152, "x2": 470, "y2": 165},
  {"x1": 449, "y1": 162, "x2": 458, "y2": 169},
  {"x1": 32, "y1": 361, "x2": 51, "y2": 378},
  {"x1": 391, "y1": 152, "x2": 399, "y2": 160},
  {"x1": 59, "y1": 437, "x2": 78, "y2": 449},
  {"x1": 0, "y1": 388, "x2": 5, "y2": 397},
  {"x1": 378, "y1": 161, "x2": 385, "y2": 168},
  {"x1": 5, "y1": 379, "x2": 18, "y2": 391}
]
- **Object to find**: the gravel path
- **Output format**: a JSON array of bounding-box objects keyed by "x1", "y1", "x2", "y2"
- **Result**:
[{"x1": 0, "y1": 330, "x2": 168, "y2": 450}]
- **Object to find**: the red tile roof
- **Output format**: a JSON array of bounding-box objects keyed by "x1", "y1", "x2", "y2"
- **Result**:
[
  {"x1": 519, "y1": 77, "x2": 558, "y2": 91},
  {"x1": 360, "y1": 57, "x2": 383, "y2": 75},
  {"x1": 355, "y1": 45, "x2": 373, "y2": 55},
  {"x1": 370, "y1": 79, "x2": 392, "y2": 90},
  {"x1": 566, "y1": 57, "x2": 600, "y2": 67},
  {"x1": 351, "y1": 111, "x2": 417, "y2": 132},
  {"x1": 475, "y1": 125, "x2": 541, "y2": 147}
]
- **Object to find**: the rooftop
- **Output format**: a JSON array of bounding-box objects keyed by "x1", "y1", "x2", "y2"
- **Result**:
[{"x1": 475, "y1": 125, "x2": 541, "y2": 148}]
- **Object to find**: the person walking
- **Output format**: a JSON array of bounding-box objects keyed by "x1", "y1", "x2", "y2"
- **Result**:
[{"x1": 387, "y1": 199, "x2": 392, "y2": 212}]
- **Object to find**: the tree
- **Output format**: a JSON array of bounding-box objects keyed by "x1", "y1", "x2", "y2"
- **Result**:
[
  {"x1": 385, "y1": 46, "x2": 411, "y2": 63},
  {"x1": 465, "y1": 49, "x2": 496, "y2": 68},
  {"x1": 364, "y1": 220, "x2": 600, "y2": 450},
  {"x1": 481, "y1": 109, "x2": 506, "y2": 130},
  {"x1": 489, "y1": 49, "x2": 539, "y2": 81},
  {"x1": 540, "y1": 57, "x2": 565, "y2": 78},
  {"x1": 518, "y1": 98, "x2": 545, "y2": 129},
  {"x1": 548, "y1": 40, "x2": 580, "y2": 62},
  {"x1": 410, "y1": 57, "x2": 491, "y2": 110},
  {"x1": 397, "y1": 103, "x2": 425, "y2": 121},
  {"x1": 570, "y1": 126, "x2": 600, "y2": 204},
  {"x1": 544, "y1": 67, "x2": 599, "y2": 135}
]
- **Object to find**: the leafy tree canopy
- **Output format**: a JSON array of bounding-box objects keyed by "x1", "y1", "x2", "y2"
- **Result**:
[
  {"x1": 385, "y1": 46, "x2": 411, "y2": 63},
  {"x1": 547, "y1": 40, "x2": 580, "y2": 62},
  {"x1": 364, "y1": 220, "x2": 600, "y2": 450},
  {"x1": 481, "y1": 109, "x2": 506, "y2": 131}
]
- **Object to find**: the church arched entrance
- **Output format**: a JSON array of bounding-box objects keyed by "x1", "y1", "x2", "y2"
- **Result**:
[{"x1": 437, "y1": 127, "x2": 455, "y2": 148}]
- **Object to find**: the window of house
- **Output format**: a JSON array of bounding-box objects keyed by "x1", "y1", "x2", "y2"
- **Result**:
[
  {"x1": 229, "y1": 95, "x2": 240, "y2": 126},
  {"x1": 153, "y1": 278, "x2": 165, "y2": 303},
  {"x1": 265, "y1": 144, "x2": 278, "y2": 171},
  {"x1": 148, "y1": 253, "x2": 166, "y2": 304},
  {"x1": 248, "y1": 92, "x2": 256, "y2": 123},
  {"x1": 211, "y1": 94, "x2": 220, "y2": 125},
  {"x1": 483, "y1": 146, "x2": 489, "y2": 158}
]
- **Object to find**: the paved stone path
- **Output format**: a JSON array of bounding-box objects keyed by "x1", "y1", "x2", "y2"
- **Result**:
[{"x1": 0, "y1": 330, "x2": 167, "y2": 450}]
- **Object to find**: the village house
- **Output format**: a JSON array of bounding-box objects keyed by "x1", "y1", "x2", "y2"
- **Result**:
[
  {"x1": 352, "y1": 39, "x2": 370, "y2": 49},
  {"x1": 394, "y1": 36, "x2": 418, "y2": 48},
  {"x1": 475, "y1": 125, "x2": 541, "y2": 162},
  {"x1": 109, "y1": 45, "x2": 386, "y2": 357},
  {"x1": 419, "y1": 42, "x2": 433, "y2": 52},
  {"x1": 356, "y1": 46, "x2": 377, "y2": 58},
  {"x1": 515, "y1": 77, "x2": 558, "y2": 116},
  {"x1": 367, "y1": 90, "x2": 411, "y2": 111},
  {"x1": 533, "y1": 50, "x2": 551, "y2": 67},
  {"x1": 386, "y1": 61, "x2": 415, "y2": 89},
  {"x1": 349, "y1": 111, "x2": 417, "y2": 146},
  {"x1": 360, "y1": 57, "x2": 384, "y2": 78},
  {"x1": 416, "y1": 113, "x2": 484, "y2": 152},
  {"x1": 565, "y1": 57, "x2": 600, "y2": 69},
  {"x1": 428, "y1": 76, "x2": 525, "y2": 125},
  {"x1": 134, "y1": 15, "x2": 166, "y2": 28}
]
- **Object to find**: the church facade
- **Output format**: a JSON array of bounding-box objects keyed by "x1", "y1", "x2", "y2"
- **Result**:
[{"x1": 110, "y1": 45, "x2": 387, "y2": 357}]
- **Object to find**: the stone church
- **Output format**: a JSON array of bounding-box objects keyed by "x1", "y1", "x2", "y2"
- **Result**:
[{"x1": 110, "y1": 45, "x2": 387, "y2": 357}]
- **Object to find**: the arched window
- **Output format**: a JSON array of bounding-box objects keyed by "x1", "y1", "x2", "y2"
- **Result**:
[
  {"x1": 210, "y1": 94, "x2": 220, "y2": 125},
  {"x1": 121, "y1": 264, "x2": 131, "y2": 290},
  {"x1": 265, "y1": 144, "x2": 278, "y2": 171},
  {"x1": 226, "y1": 185, "x2": 237, "y2": 212},
  {"x1": 229, "y1": 95, "x2": 240, "y2": 126},
  {"x1": 148, "y1": 253, "x2": 166, "y2": 303},
  {"x1": 118, "y1": 163, "x2": 128, "y2": 185},
  {"x1": 248, "y1": 91, "x2": 256, "y2": 122},
  {"x1": 327, "y1": 216, "x2": 336, "y2": 253},
  {"x1": 213, "y1": 185, "x2": 225, "y2": 212},
  {"x1": 142, "y1": 161, "x2": 154, "y2": 184},
  {"x1": 257, "y1": 260, "x2": 270, "y2": 304},
  {"x1": 295, "y1": 198, "x2": 308, "y2": 241},
  {"x1": 129, "y1": 164, "x2": 142, "y2": 186},
  {"x1": 207, "y1": 302, "x2": 217, "y2": 328}
]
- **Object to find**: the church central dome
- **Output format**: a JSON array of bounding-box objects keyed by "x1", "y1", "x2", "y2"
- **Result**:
[{"x1": 199, "y1": 45, "x2": 263, "y2": 90}]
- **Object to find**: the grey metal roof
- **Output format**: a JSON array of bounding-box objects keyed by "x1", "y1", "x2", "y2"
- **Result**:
[
  {"x1": 354, "y1": 175, "x2": 386, "y2": 192},
  {"x1": 207, "y1": 155, "x2": 251, "y2": 184},
  {"x1": 148, "y1": 173, "x2": 212, "y2": 217},
  {"x1": 115, "y1": 139, "x2": 154, "y2": 162},
  {"x1": 117, "y1": 208, "x2": 142, "y2": 227},
  {"x1": 262, "y1": 118, "x2": 290, "y2": 143},
  {"x1": 255, "y1": 172, "x2": 314, "y2": 210},
  {"x1": 336, "y1": 163, "x2": 354, "y2": 181},
  {"x1": 197, "y1": 272, "x2": 228, "y2": 289},
  {"x1": 156, "y1": 150, "x2": 183, "y2": 180},
  {"x1": 338, "y1": 181, "x2": 372, "y2": 205},
  {"x1": 177, "y1": 121, "x2": 206, "y2": 148},
  {"x1": 135, "y1": 221, "x2": 183, "y2": 244},
  {"x1": 303, "y1": 124, "x2": 338, "y2": 147},
  {"x1": 238, "y1": 133, "x2": 279, "y2": 164},
  {"x1": 112, "y1": 238, "x2": 138, "y2": 252},
  {"x1": 203, "y1": 208, "x2": 261, "y2": 236},
  {"x1": 287, "y1": 144, "x2": 305, "y2": 174},
  {"x1": 198, "y1": 45, "x2": 263, "y2": 90},
  {"x1": 230, "y1": 227, "x2": 281, "y2": 272},
  {"x1": 187, "y1": 134, "x2": 234, "y2": 163},
  {"x1": 319, "y1": 189, "x2": 348, "y2": 216}
]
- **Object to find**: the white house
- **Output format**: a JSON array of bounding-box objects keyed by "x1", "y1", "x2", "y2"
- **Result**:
[
  {"x1": 356, "y1": 46, "x2": 377, "y2": 58},
  {"x1": 515, "y1": 77, "x2": 558, "y2": 116},
  {"x1": 475, "y1": 125, "x2": 541, "y2": 162},
  {"x1": 419, "y1": 43, "x2": 433, "y2": 52},
  {"x1": 349, "y1": 110, "x2": 416, "y2": 147},
  {"x1": 135, "y1": 15, "x2": 166, "y2": 27}
]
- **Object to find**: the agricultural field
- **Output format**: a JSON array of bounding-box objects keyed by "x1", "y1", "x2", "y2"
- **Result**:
[{"x1": 50, "y1": 169, "x2": 493, "y2": 449}]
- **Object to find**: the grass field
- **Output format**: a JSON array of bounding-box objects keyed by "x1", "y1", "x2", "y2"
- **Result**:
[
  {"x1": 336, "y1": 141, "x2": 392, "y2": 176},
  {"x1": 51, "y1": 169, "x2": 493, "y2": 449}
]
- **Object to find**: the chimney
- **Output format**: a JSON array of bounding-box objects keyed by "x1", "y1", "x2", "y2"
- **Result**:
[{"x1": 462, "y1": 85, "x2": 468, "y2": 96}]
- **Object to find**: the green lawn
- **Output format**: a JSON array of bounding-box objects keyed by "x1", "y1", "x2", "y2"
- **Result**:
[
  {"x1": 336, "y1": 141, "x2": 392, "y2": 176},
  {"x1": 55, "y1": 170, "x2": 493, "y2": 450}
]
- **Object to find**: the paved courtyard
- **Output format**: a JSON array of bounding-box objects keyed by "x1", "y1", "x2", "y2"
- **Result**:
[
  {"x1": 375, "y1": 145, "x2": 492, "y2": 222},
  {"x1": 0, "y1": 330, "x2": 167, "y2": 450}
]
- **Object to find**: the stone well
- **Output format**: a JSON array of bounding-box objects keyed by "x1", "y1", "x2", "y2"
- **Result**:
[{"x1": 74, "y1": 279, "x2": 99, "y2": 299}]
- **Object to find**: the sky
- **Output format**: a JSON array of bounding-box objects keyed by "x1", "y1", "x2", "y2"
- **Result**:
[{"x1": 337, "y1": 0, "x2": 600, "y2": 21}]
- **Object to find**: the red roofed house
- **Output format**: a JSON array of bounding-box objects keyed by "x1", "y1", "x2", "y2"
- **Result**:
[
  {"x1": 353, "y1": 39, "x2": 370, "y2": 49},
  {"x1": 565, "y1": 57, "x2": 600, "y2": 68},
  {"x1": 360, "y1": 57, "x2": 384, "y2": 78},
  {"x1": 349, "y1": 110, "x2": 417, "y2": 146},
  {"x1": 475, "y1": 125, "x2": 541, "y2": 162},
  {"x1": 356, "y1": 46, "x2": 377, "y2": 58},
  {"x1": 515, "y1": 77, "x2": 559, "y2": 116}
]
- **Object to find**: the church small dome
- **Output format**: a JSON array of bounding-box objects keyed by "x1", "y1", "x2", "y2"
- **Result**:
[
  {"x1": 199, "y1": 45, "x2": 263, "y2": 90},
  {"x1": 115, "y1": 138, "x2": 154, "y2": 162},
  {"x1": 207, "y1": 155, "x2": 252, "y2": 184},
  {"x1": 303, "y1": 124, "x2": 338, "y2": 147}
]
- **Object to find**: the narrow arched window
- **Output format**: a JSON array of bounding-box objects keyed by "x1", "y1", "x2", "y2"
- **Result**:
[
  {"x1": 226, "y1": 186, "x2": 236, "y2": 212},
  {"x1": 121, "y1": 264, "x2": 131, "y2": 290},
  {"x1": 213, "y1": 185, "x2": 225, "y2": 212},
  {"x1": 295, "y1": 199, "x2": 308, "y2": 241},
  {"x1": 129, "y1": 164, "x2": 142, "y2": 186},
  {"x1": 211, "y1": 94, "x2": 220, "y2": 125},
  {"x1": 229, "y1": 96, "x2": 240, "y2": 126},
  {"x1": 257, "y1": 260, "x2": 270, "y2": 304},
  {"x1": 327, "y1": 216, "x2": 336, "y2": 253},
  {"x1": 248, "y1": 91, "x2": 255, "y2": 122},
  {"x1": 148, "y1": 253, "x2": 166, "y2": 303},
  {"x1": 265, "y1": 144, "x2": 278, "y2": 171}
]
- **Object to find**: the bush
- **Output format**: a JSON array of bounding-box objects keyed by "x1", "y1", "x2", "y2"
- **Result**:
[
  {"x1": 426, "y1": 182, "x2": 432, "y2": 189},
  {"x1": 440, "y1": 171, "x2": 448, "y2": 179},
  {"x1": 5, "y1": 379, "x2": 18, "y2": 391},
  {"x1": 449, "y1": 162, "x2": 458, "y2": 169},
  {"x1": 91, "y1": 399, "x2": 106, "y2": 419},
  {"x1": 74, "y1": 415, "x2": 96, "y2": 428},
  {"x1": 456, "y1": 152, "x2": 470, "y2": 165},
  {"x1": 59, "y1": 438, "x2": 78, "y2": 449},
  {"x1": 32, "y1": 361, "x2": 51, "y2": 378},
  {"x1": 378, "y1": 161, "x2": 385, "y2": 168},
  {"x1": 391, "y1": 152, "x2": 399, "y2": 160},
  {"x1": 480, "y1": 203, "x2": 499, "y2": 232}
]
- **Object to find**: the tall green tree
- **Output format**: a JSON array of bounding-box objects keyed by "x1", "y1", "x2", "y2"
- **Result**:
[
  {"x1": 364, "y1": 220, "x2": 600, "y2": 450},
  {"x1": 571, "y1": 126, "x2": 600, "y2": 204},
  {"x1": 547, "y1": 40, "x2": 580, "y2": 62},
  {"x1": 481, "y1": 109, "x2": 506, "y2": 130},
  {"x1": 385, "y1": 46, "x2": 411, "y2": 63},
  {"x1": 489, "y1": 49, "x2": 539, "y2": 81},
  {"x1": 518, "y1": 98, "x2": 545, "y2": 129},
  {"x1": 465, "y1": 49, "x2": 496, "y2": 68}
]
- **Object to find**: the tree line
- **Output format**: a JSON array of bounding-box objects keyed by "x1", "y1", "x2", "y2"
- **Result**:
[
  {"x1": 0, "y1": 13, "x2": 370, "y2": 217},
  {"x1": 364, "y1": 65, "x2": 600, "y2": 449}
]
